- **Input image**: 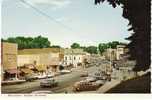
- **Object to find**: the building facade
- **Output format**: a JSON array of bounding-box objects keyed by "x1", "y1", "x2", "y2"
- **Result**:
[
  {"x1": 103, "y1": 48, "x2": 117, "y2": 61},
  {"x1": 103, "y1": 44, "x2": 127, "y2": 61},
  {"x1": 116, "y1": 45, "x2": 126, "y2": 60},
  {"x1": 1, "y1": 42, "x2": 18, "y2": 80},
  {"x1": 17, "y1": 48, "x2": 64, "y2": 75},
  {"x1": 63, "y1": 49, "x2": 89, "y2": 68}
]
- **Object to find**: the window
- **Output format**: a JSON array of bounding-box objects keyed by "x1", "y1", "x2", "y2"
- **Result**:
[
  {"x1": 74, "y1": 56, "x2": 76, "y2": 60},
  {"x1": 65, "y1": 57, "x2": 67, "y2": 60}
]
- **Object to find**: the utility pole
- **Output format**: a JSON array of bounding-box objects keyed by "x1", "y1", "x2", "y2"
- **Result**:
[
  {"x1": 72, "y1": 49, "x2": 74, "y2": 67},
  {"x1": 110, "y1": 46, "x2": 112, "y2": 71}
]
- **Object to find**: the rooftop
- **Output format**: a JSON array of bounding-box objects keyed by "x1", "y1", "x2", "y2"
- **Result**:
[
  {"x1": 18, "y1": 48, "x2": 64, "y2": 55},
  {"x1": 64, "y1": 49, "x2": 86, "y2": 55}
]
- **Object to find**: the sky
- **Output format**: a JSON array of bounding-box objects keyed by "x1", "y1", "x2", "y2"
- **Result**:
[{"x1": 2, "y1": 0, "x2": 130, "y2": 47}]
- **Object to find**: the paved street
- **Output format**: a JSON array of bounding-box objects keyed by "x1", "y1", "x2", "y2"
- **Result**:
[
  {"x1": 1, "y1": 65, "x2": 102, "y2": 94},
  {"x1": 2, "y1": 57, "x2": 135, "y2": 94}
]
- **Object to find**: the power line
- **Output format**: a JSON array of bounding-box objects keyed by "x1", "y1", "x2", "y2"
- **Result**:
[{"x1": 19, "y1": 0, "x2": 74, "y2": 32}]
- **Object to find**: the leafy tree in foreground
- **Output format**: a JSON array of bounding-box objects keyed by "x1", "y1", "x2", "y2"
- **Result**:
[{"x1": 95, "y1": 0, "x2": 150, "y2": 71}]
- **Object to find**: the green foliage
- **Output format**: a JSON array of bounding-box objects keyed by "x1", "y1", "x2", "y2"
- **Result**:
[
  {"x1": 71, "y1": 41, "x2": 121, "y2": 54},
  {"x1": 95, "y1": 0, "x2": 150, "y2": 71},
  {"x1": 85, "y1": 46, "x2": 98, "y2": 54},
  {"x1": 98, "y1": 41, "x2": 120, "y2": 55},
  {"x1": 50, "y1": 45, "x2": 61, "y2": 48},
  {"x1": 71, "y1": 43, "x2": 80, "y2": 49},
  {"x1": 3, "y1": 35, "x2": 51, "y2": 49},
  {"x1": 98, "y1": 43, "x2": 108, "y2": 54}
]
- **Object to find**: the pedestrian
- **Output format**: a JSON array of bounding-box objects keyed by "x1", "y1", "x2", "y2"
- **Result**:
[{"x1": 65, "y1": 90, "x2": 68, "y2": 94}]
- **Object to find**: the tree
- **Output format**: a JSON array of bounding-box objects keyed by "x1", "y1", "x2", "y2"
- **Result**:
[
  {"x1": 85, "y1": 46, "x2": 98, "y2": 54},
  {"x1": 98, "y1": 41, "x2": 120, "y2": 55},
  {"x1": 50, "y1": 45, "x2": 61, "y2": 48},
  {"x1": 31, "y1": 35, "x2": 50, "y2": 48},
  {"x1": 98, "y1": 43, "x2": 108, "y2": 54},
  {"x1": 71, "y1": 43, "x2": 80, "y2": 49},
  {"x1": 3, "y1": 35, "x2": 51, "y2": 49},
  {"x1": 95, "y1": 0, "x2": 150, "y2": 71}
]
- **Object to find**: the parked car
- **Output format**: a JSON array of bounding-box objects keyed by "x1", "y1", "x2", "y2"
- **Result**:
[
  {"x1": 35, "y1": 74, "x2": 47, "y2": 79},
  {"x1": 31, "y1": 90, "x2": 53, "y2": 94},
  {"x1": 8, "y1": 78, "x2": 18, "y2": 81},
  {"x1": 60, "y1": 70, "x2": 71, "y2": 74},
  {"x1": 47, "y1": 73, "x2": 55, "y2": 78},
  {"x1": 40, "y1": 78, "x2": 58, "y2": 87},
  {"x1": 25, "y1": 75, "x2": 37, "y2": 82}
]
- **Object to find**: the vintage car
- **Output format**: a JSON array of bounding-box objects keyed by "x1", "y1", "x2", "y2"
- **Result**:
[
  {"x1": 60, "y1": 70, "x2": 71, "y2": 74},
  {"x1": 25, "y1": 74, "x2": 37, "y2": 82},
  {"x1": 95, "y1": 80, "x2": 105, "y2": 86},
  {"x1": 40, "y1": 78, "x2": 58, "y2": 87},
  {"x1": 73, "y1": 81, "x2": 100, "y2": 92},
  {"x1": 94, "y1": 71, "x2": 110, "y2": 80},
  {"x1": 80, "y1": 71, "x2": 88, "y2": 77},
  {"x1": 85, "y1": 77, "x2": 97, "y2": 82}
]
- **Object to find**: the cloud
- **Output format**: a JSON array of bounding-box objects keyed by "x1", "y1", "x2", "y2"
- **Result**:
[{"x1": 24, "y1": 0, "x2": 71, "y2": 9}]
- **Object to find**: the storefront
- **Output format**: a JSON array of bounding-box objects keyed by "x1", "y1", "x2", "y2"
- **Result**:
[{"x1": 4, "y1": 69, "x2": 20, "y2": 80}]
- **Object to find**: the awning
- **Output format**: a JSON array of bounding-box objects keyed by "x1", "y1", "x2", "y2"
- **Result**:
[
  {"x1": 24, "y1": 64, "x2": 35, "y2": 69},
  {"x1": 6, "y1": 69, "x2": 21, "y2": 74},
  {"x1": 21, "y1": 68, "x2": 33, "y2": 74}
]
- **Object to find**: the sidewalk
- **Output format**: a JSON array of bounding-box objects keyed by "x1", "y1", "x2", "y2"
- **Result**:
[
  {"x1": 2, "y1": 80, "x2": 26, "y2": 85},
  {"x1": 96, "y1": 79, "x2": 121, "y2": 93}
]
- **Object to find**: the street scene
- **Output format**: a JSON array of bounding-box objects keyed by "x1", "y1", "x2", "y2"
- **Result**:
[
  {"x1": 1, "y1": 0, "x2": 150, "y2": 94},
  {"x1": 1, "y1": 42, "x2": 137, "y2": 94}
]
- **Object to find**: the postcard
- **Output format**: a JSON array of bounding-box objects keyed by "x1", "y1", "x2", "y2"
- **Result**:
[{"x1": 0, "y1": 0, "x2": 151, "y2": 100}]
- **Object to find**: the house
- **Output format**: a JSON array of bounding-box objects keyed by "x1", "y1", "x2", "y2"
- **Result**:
[
  {"x1": 116, "y1": 45, "x2": 127, "y2": 60},
  {"x1": 1, "y1": 42, "x2": 18, "y2": 81},
  {"x1": 63, "y1": 49, "x2": 89, "y2": 68},
  {"x1": 17, "y1": 48, "x2": 64, "y2": 75},
  {"x1": 103, "y1": 44, "x2": 128, "y2": 61},
  {"x1": 103, "y1": 48, "x2": 117, "y2": 61}
]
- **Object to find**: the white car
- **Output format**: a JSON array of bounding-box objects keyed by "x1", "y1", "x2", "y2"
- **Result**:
[
  {"x1": 95, "y1": 80, "x2": 105, "y2": 86},
  {"x1": 31, "y1": 90, "x2": 53, "y2": 94},
  {"x1": 47, "y1": 74, "x2": 55, "y2": 78},
  {"x1": 40, "y1": 78, "x2": 58, "y2": 87},
  {"x1": 85, "y1": 77, "x2": 96, "y2": 82},
  {"x1": 60, "y1": 70, "x2": 71, "y2": 74},
  {"x1": 35, "y1": 75, "x2": 47, "y2": 79}
]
